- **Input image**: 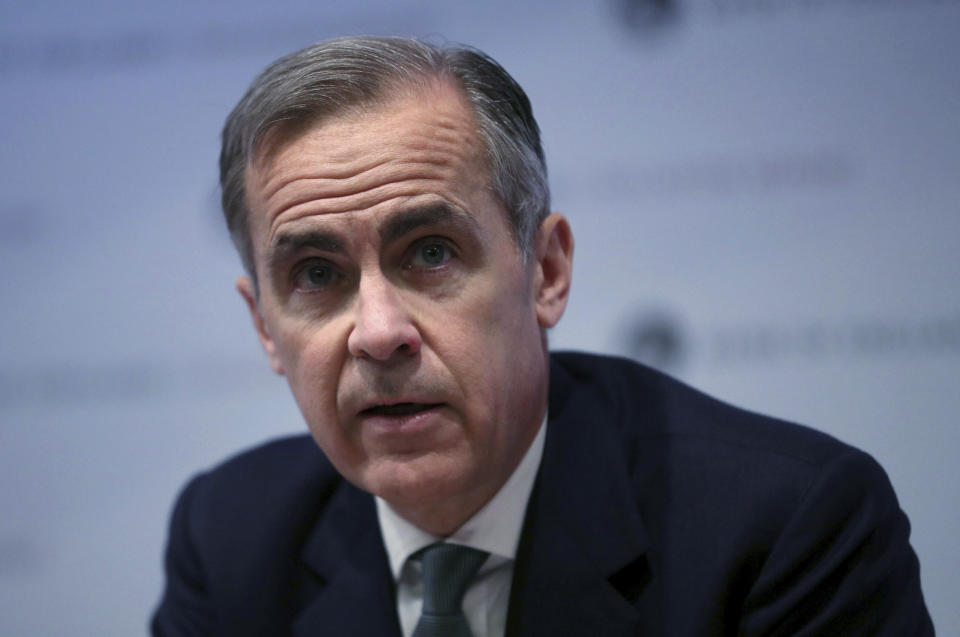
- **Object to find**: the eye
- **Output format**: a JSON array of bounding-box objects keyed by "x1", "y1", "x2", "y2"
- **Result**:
[
  {"x1": 409, "y1": 239, "x2": 453, "y2": 269},
  {"x1": 293, "y1": 260, "x2": 341, "y2": 290}
]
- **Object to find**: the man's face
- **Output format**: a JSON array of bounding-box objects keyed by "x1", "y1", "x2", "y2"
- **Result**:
[{"x1": 238, "y1": 82, "x2": 571, "y2": 532}]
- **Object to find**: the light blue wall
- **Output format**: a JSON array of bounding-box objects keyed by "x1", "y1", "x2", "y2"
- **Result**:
[{"x1": 2, "y1": 1, "x2": 958, "y2": 633}]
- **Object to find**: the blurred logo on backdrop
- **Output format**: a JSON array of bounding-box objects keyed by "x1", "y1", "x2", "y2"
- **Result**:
[
  {"x1": 621, "y1": 309, "x2": 688, "y2": 374},
  {"x1": 617, "y1": 306, "x2": 960, "y2": 376},
  {"x1": 615, "y1": 0, "x2": 680, "y2": 34},
  {"x1": 608, "y1": 0, "x2": 956, "y2": 38}
]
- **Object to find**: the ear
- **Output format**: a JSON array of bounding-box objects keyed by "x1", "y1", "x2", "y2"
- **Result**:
[
  {"x1": 237, "y1": 276, "x2": 285, "y2": 375},
  {"x1": 532, "y1": 213, "x2": 574, "y2": 329}
]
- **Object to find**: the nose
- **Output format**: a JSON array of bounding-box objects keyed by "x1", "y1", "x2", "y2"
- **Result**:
[{"x1": 347, "y1": 274, "x2": 422, "y2": 361}]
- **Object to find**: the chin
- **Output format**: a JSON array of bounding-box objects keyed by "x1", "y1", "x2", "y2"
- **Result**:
[{"x1": 362, "y1": 453, "x2": 476, "y2": 511}]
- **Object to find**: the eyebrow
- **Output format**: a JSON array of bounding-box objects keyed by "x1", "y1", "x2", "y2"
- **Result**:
[
  {"x1": 266, "y1": 202, "x2": 481, "y2": 272},
  {"x1": 267, "y1": 230, "x2": 345, "y2": 273},
  {"x1": 380, "y1": 203, "x2": 481, "y2": 245}
]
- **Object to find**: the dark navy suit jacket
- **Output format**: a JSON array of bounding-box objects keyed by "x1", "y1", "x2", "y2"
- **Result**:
[{"x1": 153, "y1": 352, "x2": 933, "y2": 635}]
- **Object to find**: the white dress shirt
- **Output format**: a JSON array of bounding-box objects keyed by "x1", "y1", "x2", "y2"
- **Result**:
[{"x1": 375, "y1": 420, "x2": 546, "y2": 637}]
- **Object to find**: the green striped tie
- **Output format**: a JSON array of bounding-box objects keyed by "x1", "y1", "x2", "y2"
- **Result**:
[{"x1": 412, "y1": 543, "x2": 490, "y2": 637}]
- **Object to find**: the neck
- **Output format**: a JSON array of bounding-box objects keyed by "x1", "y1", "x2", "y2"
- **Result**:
[{"x1": 389, "y1": 412, "x2": 546, "y2": 537}]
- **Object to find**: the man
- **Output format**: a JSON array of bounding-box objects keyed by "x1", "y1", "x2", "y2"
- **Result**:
[{"x1": 153, "y1": 37, "x2": 933, "y2": 636}]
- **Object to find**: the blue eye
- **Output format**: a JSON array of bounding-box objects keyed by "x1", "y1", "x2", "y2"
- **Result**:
[
  {"x1": 419, "y1": 242, "x2": 447, "y2": 266},
  {"x1": 410, "y1": 240, "x2": 453, "y2": 270},
  {"x1": 295, "y1": 261, "x2": 339, "y2": 289}
]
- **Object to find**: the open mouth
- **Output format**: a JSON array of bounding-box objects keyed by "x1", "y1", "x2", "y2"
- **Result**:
[{"x1": 361, "y1": 402, "x2": 441, "y2": 417}]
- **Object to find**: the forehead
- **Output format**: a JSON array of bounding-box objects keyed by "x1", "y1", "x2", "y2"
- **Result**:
[{"x1": 243, "y1": 82, "x2": 493, "y2": 249}]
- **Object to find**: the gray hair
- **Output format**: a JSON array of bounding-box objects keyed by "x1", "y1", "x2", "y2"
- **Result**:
[{"x1": 220, "y1": 36, "x2": 550, "y2": 278}]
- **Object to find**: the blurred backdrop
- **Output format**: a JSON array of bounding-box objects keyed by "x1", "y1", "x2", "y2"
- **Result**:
[{"x1": 2, "y1": 0, "x2": 958, "y2": 634}]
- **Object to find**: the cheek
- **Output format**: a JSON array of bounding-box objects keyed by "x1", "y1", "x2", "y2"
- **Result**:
[
  {"x1": 476, "y1": 276, "x2": 540, "y2": 353},
  {"x1": 441, "y1": 278, "x2": 541, "y2": 406},
  {"x1": 274, "y1": 322, "x2": 348, "y2": 425}
]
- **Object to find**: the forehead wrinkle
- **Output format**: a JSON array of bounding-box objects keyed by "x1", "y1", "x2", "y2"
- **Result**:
[
  {"x1": 251, "y1": 85, "x2": 491, "y2": 263},
  {"x1": 258, "y1": 100, "x2": 481, "y2": 204},
  {"x1": 267, "y1": 156, "x2": 459, "y2": 214},
  {"x1": 261, "y1": 154, "x2": 395, "y2": 202},
  {"x1": 265, "y1": 176, "x2": 462, "y2": 245},
  {"x1": 263, "y1": 156, "x2": 469, "y2": 239}
]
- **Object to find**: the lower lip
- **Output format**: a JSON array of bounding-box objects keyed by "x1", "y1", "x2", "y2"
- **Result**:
[{"x1": 359, "y1": 404, "x2": 446, "y2": 436}]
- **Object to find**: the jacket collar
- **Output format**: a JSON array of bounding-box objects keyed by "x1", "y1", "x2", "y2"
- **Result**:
[
  {"x1": 293, "y1": 479, "x2": 402, "y2": 637},
  {"x1": 504, "y1": 355, "x2": 652, "y2": 636}
]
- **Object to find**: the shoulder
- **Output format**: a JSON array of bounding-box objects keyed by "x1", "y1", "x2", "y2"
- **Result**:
[
  {"x1": 547, "y1": 350, "x2": 892, "y2": 546},
  {"x1": 548, "y1": 351, "x2": 931, "y2": 633},
  {"x1": 184, "y1": 434, "x2": 339, "y2": 505},
  {"x1": 190, "y1": 433, "x2": 337, "y2": 493},
  {"x1": 549, "y1": 349, "x2": 857, "y2": 469},
  {"x1": 170, "y1": 435, "x2": 343, "y2": 560},
  {"x1": 154, "y1": 435, "x2": 346, "y2": 633}
]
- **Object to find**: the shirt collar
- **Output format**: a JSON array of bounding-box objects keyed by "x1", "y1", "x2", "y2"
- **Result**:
[{"x1": 376, "y1": 418, "x2": 546, "y2": 579}]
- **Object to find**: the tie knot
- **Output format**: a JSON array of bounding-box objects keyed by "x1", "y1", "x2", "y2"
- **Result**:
[{"x1": 418, "y1": 543, "x2": 489, "y2": 615}]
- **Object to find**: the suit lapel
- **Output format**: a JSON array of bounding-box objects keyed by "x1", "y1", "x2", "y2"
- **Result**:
[
  {"x1": 292, "y1": 480, "x2": 402, "y2": 637},
  {"x1": 505, "y1": 357, "x2": 652, "y2": 636}
]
